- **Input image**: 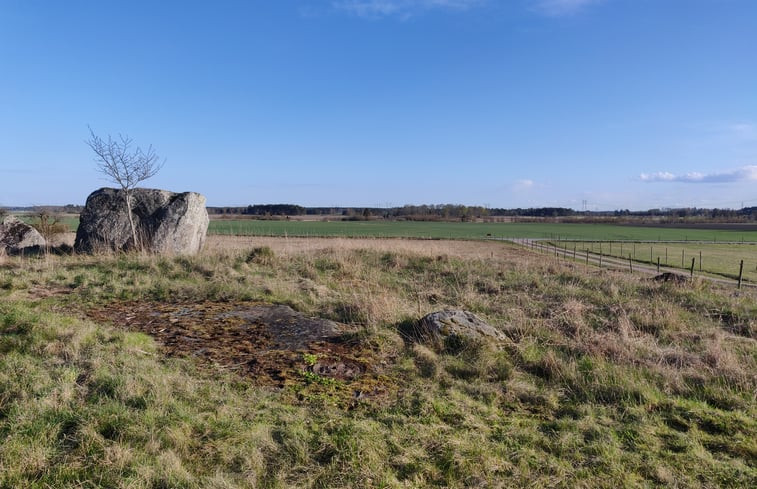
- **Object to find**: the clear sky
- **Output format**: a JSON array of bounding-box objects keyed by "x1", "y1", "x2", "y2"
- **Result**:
[{"x1": 1, "y1": 0, "x2": 756, "y2": 210}]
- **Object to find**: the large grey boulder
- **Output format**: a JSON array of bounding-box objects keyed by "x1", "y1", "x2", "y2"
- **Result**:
[
  {"x1": 74, "y1": 188, "x2": 208, "y2": 254},
  {"x1": 407, "y1": 310, "x2": 506, "y2": 350},
  {"x1": 0, "y1": 216, "x2": 46, "y2": 254}
]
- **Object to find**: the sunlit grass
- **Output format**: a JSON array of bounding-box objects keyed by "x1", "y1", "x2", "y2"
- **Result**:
[{"x1": 1, "y1": 238, "x2": 755, "y2": 487}]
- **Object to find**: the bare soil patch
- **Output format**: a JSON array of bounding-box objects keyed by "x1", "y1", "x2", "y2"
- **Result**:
[{"x1": 86, "y1": 300, "x2": 392, "y2": 404}]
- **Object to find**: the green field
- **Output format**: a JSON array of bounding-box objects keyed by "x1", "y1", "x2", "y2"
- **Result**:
[
  {"x1": 551, "y1": 240, "x2": 757, "y2": 283},
  {"x1": 14, "y1": 214, "x2": 757, "y2": 243},
  {"x1": 208, "y1": 219, "x2": 757, "y2": 241}
]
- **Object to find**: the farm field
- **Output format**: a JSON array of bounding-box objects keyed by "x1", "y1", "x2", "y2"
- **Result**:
[
  {"x1": 550, "y1": 240, "x2": 757, "y2": 283},
  {"x1": 208, "y1": 219, "x2": 757, "y2": 242},
  {"x1": 1, "y1": 237, "x2": 756, "y2": 487},
  {"x1": 15, "y1": 214, "x2": 757, "y2": 242}
]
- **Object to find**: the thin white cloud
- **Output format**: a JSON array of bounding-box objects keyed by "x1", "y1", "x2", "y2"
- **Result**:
[
  {"x1": 728, "y1": 122, "x2": 757, "y2": 141},
  {"x1": 512, "y1": 179, "x2": 536, "y2": 191},
  {"x1": 640, "y1": 165, "x2": 757, "y2": 184},
  {"x1": 534, "y1": 0, "x2": 604, "y2": 16},
  {"x1": 332, "y1": 0, "x2": 481, "y2": 19}
]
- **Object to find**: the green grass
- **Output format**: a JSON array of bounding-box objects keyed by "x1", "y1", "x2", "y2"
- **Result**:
[
  {"x1": 553, "y1": 241, "x2": 757, "y2": 282},
  {"x1": 208, "y1": 219, "x2": 757, "y2": 242},
  {"x1": 13, "y1": 213, "x2": 757, "y2": 242},
  {"x1": 1, "y1": 242, "x2": 756, "y2": 487}
]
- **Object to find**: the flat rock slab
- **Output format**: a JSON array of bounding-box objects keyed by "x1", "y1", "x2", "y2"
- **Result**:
[
  {"x1": 86, "y1": 301, "x2": 380, "y2": 393},
  {"x1": 222, "y1": 304, "x2": 342, "y2": 350}
]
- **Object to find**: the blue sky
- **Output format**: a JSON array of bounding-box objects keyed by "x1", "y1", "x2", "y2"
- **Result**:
[{"x1": 1, "y1": 0, "x2": 756, "y2": 210}]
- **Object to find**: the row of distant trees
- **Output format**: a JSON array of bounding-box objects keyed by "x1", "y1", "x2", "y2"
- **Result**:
[
  {"x1": 6, "y1": 204, "x2": 756, "y2": 222},
  {"x1": 206, "y1": 205, "x2": 757, "y2": 221}
]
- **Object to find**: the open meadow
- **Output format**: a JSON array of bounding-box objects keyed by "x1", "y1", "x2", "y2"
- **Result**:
[
  {"x1": 44, "y1": 216, "x2": 757, "y2": 284},
  {"x1": 1, "y1": 236, "x2": 756, "y2": 488}
]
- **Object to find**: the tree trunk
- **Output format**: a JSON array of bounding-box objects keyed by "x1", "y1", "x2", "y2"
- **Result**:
[{"x1": 124, "y1": 190, "x2": 139, "y2": 251}]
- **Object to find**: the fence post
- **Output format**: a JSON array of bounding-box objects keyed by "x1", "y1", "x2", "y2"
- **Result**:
[
  {"x1": 629, "y1": 255, "x2": 633, "y2": 273},
  {"x1": 650, "y1": 246, "x2": 653, "y2": 264},
  {"x1": 690, "y1": 257, "x2": 695, "y2": 278},
  {"x1": 599, "y1": 252, "x2": 603, "y2": 268},
  {"x1": 586, "y1": 250, "x2": 589, "y2": 266},
  {"x1": 699, "y1": 251, "x2": 702, "y2": 271},
  {"x1": 657, "y1": 257, "x2": 660, "y2": 273},
  {"x1": 738, "y1": 260, "x2": 744, "y2": 289},
  {"x1": 665, "y1": 247, "x2": 668, "y2": 265},
  {"x1": 681, "y1": 249, "x2": 685, "y2": 268},
  {"x1": 573, "y1": 244, "x2": 576, "y2": 261}
]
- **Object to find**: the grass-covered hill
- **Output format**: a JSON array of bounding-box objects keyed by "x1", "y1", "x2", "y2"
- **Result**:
[{"x1": 1, "y1": 239, "x2": 755, "y2": 488}]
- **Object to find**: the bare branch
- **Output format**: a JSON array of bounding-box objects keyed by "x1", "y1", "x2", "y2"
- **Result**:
[
  {"x1": 86, "y1": 126, "x2": 164, "y2": 191},
  {"x1": 85, "y1": 126, "x2": 165, "y2": 251}
]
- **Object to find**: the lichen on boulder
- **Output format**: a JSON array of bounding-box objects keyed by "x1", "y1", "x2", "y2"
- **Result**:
[{"x1": 74, "y1": 187, "x2": 208, "y2": 254}]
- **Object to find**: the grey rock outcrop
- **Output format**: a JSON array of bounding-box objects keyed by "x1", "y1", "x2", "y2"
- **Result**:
[
  {"x1": 74, "y1": 188, "x2": 208, "y2": 254},
  {"x1": 407, "y1": 310, "x2": 506, "y2": 349},
  {"x1": 0, "y1": 216, "x2": 46, "y2": 254}
]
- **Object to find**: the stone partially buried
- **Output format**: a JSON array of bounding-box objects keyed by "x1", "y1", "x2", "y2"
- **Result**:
[
  {"x1": 74, "y1": 187, "x2": 209, "y2": 254},
  {"x1": 408, "y1": 310, "x2": 506, "y2": 351}
]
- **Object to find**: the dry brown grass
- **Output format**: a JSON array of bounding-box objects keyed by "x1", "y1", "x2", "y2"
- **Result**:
[
  {"x1": 3, "y1": 234, "x2": 756, "y2": 487},
  {"x1": 204, "y1": 235, "x2": 516, "y2": 260}
]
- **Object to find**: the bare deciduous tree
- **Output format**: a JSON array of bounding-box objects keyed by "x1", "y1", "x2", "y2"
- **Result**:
[
  {"x1": 31, "y1": 208, "x2": 68, "y2": 254},
  {"x1": 85, "y1": 127, "x2": 164, "y2": 250}
]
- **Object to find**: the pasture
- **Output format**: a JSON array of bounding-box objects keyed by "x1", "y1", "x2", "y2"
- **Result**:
[
  {"x1": 550, "y1": 240, "x2": 757, "y2": 283},
  {"x1": 208, "y1": 219, "x2": 757, "y2": 241},
  {"x1": 17, "y1": 213, "x2": 757, "y2": 242}
]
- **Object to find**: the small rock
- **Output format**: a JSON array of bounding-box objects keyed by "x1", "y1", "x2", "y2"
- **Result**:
[
  {"x1": 653, "y1": 272, "x2": 689, "y2": 284},
  {"x1": 408, "y1": 310, "x2": 506, "y2": 349}
]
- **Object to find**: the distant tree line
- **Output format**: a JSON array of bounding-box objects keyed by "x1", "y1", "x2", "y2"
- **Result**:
[
  {"x1": 204, "y1": 204, "x2": 757, "y2": 222},
  {"x1": 2, "y1": 204, "x2": 83, "y2": 213},
  {"x1": 6, "y1": 203, "x2": 756, "y2": 222},
  {"x1": 208, "y1": 204, "x2": 307, "y2": 216}
]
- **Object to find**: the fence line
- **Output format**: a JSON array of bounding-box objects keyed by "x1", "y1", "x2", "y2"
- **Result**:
[{"x1": 520, "y1": 238, "x2": 754, "y2": 289}]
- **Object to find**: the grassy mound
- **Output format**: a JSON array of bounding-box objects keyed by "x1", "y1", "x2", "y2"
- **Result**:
[{"x1": 1, "y1": 241, "x2": 755, "y2": 487}]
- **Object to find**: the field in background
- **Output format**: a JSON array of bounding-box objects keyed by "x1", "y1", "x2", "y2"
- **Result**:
[
  {"x1": 16, "y1": 214, "x2": 757, "y2": 283},
  {"x1": 207, "y1": 219, "x2": 757, "y2": 241},
  {"x1": 14, "y1": 213, "x2": 757, "y2": 242},
  {"x1": 549, "y1": 240, "x2": 757, "y2": 283}
]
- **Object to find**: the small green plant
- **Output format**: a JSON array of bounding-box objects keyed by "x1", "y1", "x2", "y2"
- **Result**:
[
  {"x1": 302, "y1": 352, "x2": 318, "y2": 366},
  {"x1": 301, "y1": 370, "x2": 338, "y2": 386}
]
